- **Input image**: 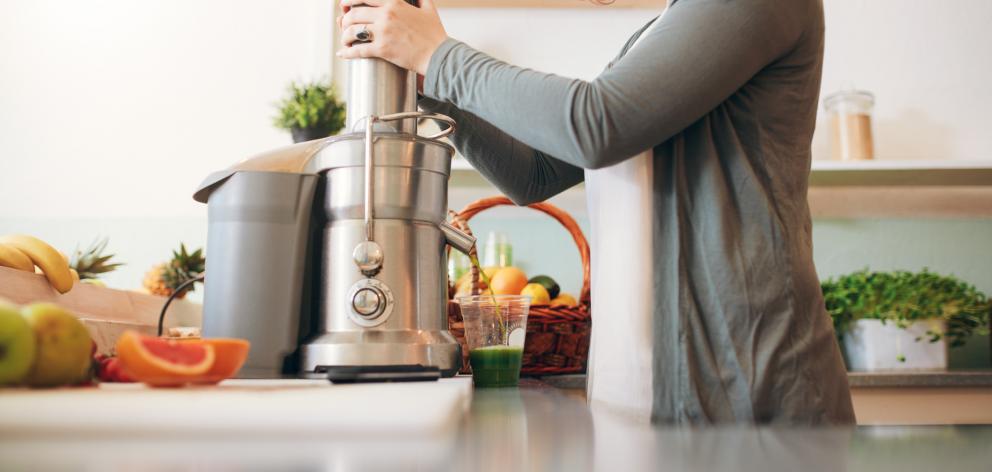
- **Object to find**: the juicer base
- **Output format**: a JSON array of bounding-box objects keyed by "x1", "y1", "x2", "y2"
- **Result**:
[
  {"x1": 300, "y1": 330, "x2": 462, "y2": 378},
  {"x1": 324, "y1": 364, "x2": 442, "y2": 383}
]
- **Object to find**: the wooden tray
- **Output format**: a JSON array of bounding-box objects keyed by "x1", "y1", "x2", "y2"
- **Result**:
[{"x1": 0, "y1": 266, "x2": 202, "y2": 354}]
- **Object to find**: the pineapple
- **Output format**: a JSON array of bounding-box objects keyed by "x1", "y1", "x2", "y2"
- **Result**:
[
  {"x1": 142, "y1": 243, "x2": 205, "y2": 299},
  {"x1": 70, "y1": 237, "x2": 124, "y2": 281},
  {"x1": 143, "y1": 262, "x2": 171, "y2": 297}
]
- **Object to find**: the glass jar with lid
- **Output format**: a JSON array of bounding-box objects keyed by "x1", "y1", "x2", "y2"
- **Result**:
[{"x1": 824, "y1": 90, "x2": 875, "y2": 161}]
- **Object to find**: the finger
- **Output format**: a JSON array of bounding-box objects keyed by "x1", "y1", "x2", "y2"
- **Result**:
[
  {"x1": 419, "y1": 0, "x2": 437, "y2": 11},
  {"x1": 341, "y1": 0, "x2": 386, "y2": 9},
  {"x1": 341, "y1": 7, "x2": 377, "y2": 30},
  {"x1": 341, "y1": 24, "x2": 360, "y2": 48},
  {"x1": 337, "y1": 42, "x2": 379, "y2": 60},
  {"x1": 340, "y1": 23, "x2": 376, "y2": 48}
]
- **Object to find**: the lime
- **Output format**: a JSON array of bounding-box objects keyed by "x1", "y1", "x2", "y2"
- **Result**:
[{"x1": 527, "y1": 275, "x2": 560, "y2": 299}]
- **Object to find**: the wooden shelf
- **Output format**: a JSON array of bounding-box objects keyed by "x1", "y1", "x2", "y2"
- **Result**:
[
  {"x1": 808, "y1": 186, "x2": 992, "y2": 218},
  {"x1": 451, "y1": 159, "x2": 992, "y2": 217},
  {"x1": 436, "y1": 0, "x2": 664, "y2": 8},
  {"x1": 454, "y1": 159, "x2": 992, "y2": 187},
  {"x1": 809, "y1": 160, "x2": 992, "y2": 187},
  {"x1": 811, "y1": 160, "x2": 992, "y2": 171}
]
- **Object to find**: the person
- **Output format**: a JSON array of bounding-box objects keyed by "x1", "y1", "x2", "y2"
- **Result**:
[{"x1": 337, "y1": 0, "x2": 856, "y2": 425}]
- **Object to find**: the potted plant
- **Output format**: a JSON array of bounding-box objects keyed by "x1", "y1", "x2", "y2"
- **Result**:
[
  {"x1": 273, "y1": 80, "x2": 346, "y2": 143},
  {"x1": 822, "y1": 269, "x2": 991, "y2": 371}
]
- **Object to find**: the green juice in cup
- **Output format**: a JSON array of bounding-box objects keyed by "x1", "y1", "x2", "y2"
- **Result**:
[
  {"x1": 469, "y1": 345, "x2": 524, "y2": 388},
  {"x1": 460, "y1": 254, "x2": 530, "y2": 388}
]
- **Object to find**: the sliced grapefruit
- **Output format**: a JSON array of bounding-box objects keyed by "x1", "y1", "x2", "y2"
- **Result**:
[
  {"x1": 190, "y1": 338, "x2": 250, "y2": 385},
  {"x1": 115, "y1": 331, "x2": 215, "y2": 387}
]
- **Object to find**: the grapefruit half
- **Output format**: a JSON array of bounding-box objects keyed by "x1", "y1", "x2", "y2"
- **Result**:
[
  {"x1": 190, "y1": 338, "x2": 250, "y2": 385},
  {"x1": 115, "y1": 331, "x2": 214, "y2": 387}
]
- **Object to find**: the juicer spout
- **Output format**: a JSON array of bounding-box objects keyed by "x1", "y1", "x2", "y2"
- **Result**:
[{"x1": 440, "y1": 221, "x2": 476, "y2": 255}]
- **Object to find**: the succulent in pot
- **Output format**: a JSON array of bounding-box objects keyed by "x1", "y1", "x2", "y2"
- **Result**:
[
  {"x1": 273, "y1": 80, "x2": 346, "y2": 143},
  {"x1": 822, "y1": 269, "x2": 991, "y2": 371}
]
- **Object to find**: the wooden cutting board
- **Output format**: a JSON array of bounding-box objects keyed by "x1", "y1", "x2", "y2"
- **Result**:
[{"x1": 0, "y1": 378, "x2": 472, "y2": 435}]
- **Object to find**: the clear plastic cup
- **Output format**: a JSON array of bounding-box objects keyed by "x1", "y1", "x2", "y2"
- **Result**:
[{"x1": 457, "y1": 295, "x2": 530, "y2": 388}]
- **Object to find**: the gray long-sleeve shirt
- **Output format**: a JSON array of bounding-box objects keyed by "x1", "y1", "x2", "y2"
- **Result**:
[{"x1": 421, "y1": 0, "x2": 855, "y2": 424}]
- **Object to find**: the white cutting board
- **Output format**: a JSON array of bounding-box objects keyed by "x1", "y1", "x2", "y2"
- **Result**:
[{"x1": 0, "y1": 378, "x2": 472, "y2": 435}]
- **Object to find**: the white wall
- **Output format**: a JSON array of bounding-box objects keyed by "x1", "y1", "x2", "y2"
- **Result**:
[
  {"x1": 814, "y1": 0, "x2": 992, "y2": 160},
  {"x1": 438, "y1": 8, "x2": 657, "y2": 80},
  {"x1": 0, "y1": 0, "x2": 332, "y2": 291},
  {"x1": 0, "y1": 0, "x2": 332, "y2": 221},
  {"x1": 2, "y1": 0, "x2": 991, "y2": 290}
]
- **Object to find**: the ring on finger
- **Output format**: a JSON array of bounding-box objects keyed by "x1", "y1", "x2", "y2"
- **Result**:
[{"x1": 355, "y1": 25, "x2": 373, "y2": 42}]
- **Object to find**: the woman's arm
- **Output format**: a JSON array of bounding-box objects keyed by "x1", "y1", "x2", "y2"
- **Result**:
[
  {"x1": 422, "y1": 0, "x2": 807, "y2": 169},
  {"x1": 420, "y1": 97, "x2": 584, "y2": 205},
  {"x1": 413, "y1": 19, "x2": 650, "y2": 204},
  {"x1": 339, "y1": 0, "x2": 808, "y2": 169},
  {"x1": 411, "y1": 20, "x2": 655, "y2": 204}
]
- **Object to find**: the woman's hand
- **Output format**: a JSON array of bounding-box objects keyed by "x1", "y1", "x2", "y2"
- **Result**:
[{"x1": 337, "y1": 0, "x2": 448, "y2": 76}]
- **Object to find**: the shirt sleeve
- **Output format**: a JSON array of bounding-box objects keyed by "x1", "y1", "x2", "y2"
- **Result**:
[
  {"x1": 422, "y1": 0, "x2": 807, "y2": 169},
  {"x1": 419, "y1": 97, "x2": 584, "y2": 205}
]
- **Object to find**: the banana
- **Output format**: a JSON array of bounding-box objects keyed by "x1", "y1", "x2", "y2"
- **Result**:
[
  {"x1": 0, "y1": 235, "x2": 73, "y2": 293},
  {"x1": 70, "y1": 268, "x2": 80, "y2": 283},
  {"x1": 0, "y1": 244, "x2": 35, "y2": 272}
]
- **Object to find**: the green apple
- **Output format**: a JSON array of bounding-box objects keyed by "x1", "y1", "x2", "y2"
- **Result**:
[
  {"x1": 0, "y1": 300, "x2": 36, "y2": 385},
  {"x1": 22, "y1": 303, "x2": 92, "y2": 387}
]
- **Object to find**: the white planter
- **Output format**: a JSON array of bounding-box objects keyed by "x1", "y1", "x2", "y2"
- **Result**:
[{"x1": 843, "y1": 319, "x2": 947, "y2": 371}]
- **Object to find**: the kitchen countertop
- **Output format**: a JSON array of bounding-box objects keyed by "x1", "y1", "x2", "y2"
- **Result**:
[
  {"x1": 1, "y1": 379, "x2": 990, "y2": 471},
  {"x1": 539, "y1": 371, "x2": 992, "y2": 390}
]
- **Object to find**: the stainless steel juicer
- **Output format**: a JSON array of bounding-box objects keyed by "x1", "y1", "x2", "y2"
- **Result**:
[{"x1": 192, "y1": 53, "x2": 473, "y2": 378}]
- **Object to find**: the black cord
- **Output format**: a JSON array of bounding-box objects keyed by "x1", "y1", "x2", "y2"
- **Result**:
[{"x1": 157, "y1": 275, "x2": 205, "y2": 336}]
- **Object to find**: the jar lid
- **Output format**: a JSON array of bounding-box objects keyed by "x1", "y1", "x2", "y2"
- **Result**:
[{"x1": 823, "y1": 90, "x2": 875, "y2": 112}]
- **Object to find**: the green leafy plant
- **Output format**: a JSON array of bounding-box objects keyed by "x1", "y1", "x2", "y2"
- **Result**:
[
  {"x1": 272, "y1": 80, "x2": 346, "y2": 136},
  {"x1": 822, "y1": 269, "x2": 991, "y2": 348}
]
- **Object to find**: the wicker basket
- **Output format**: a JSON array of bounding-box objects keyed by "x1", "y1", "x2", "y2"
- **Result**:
[{"x1": 446, "y1": 196, "x2": 592, "y2": 376}]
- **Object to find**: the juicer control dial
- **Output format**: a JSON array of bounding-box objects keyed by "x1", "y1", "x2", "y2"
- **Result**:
[
  {"x1": 352, "y1": 288, "x2": 381, "y2": 316},
  {"x1": 346, "y1": 278, "x2": 394, "y2": 327}
]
